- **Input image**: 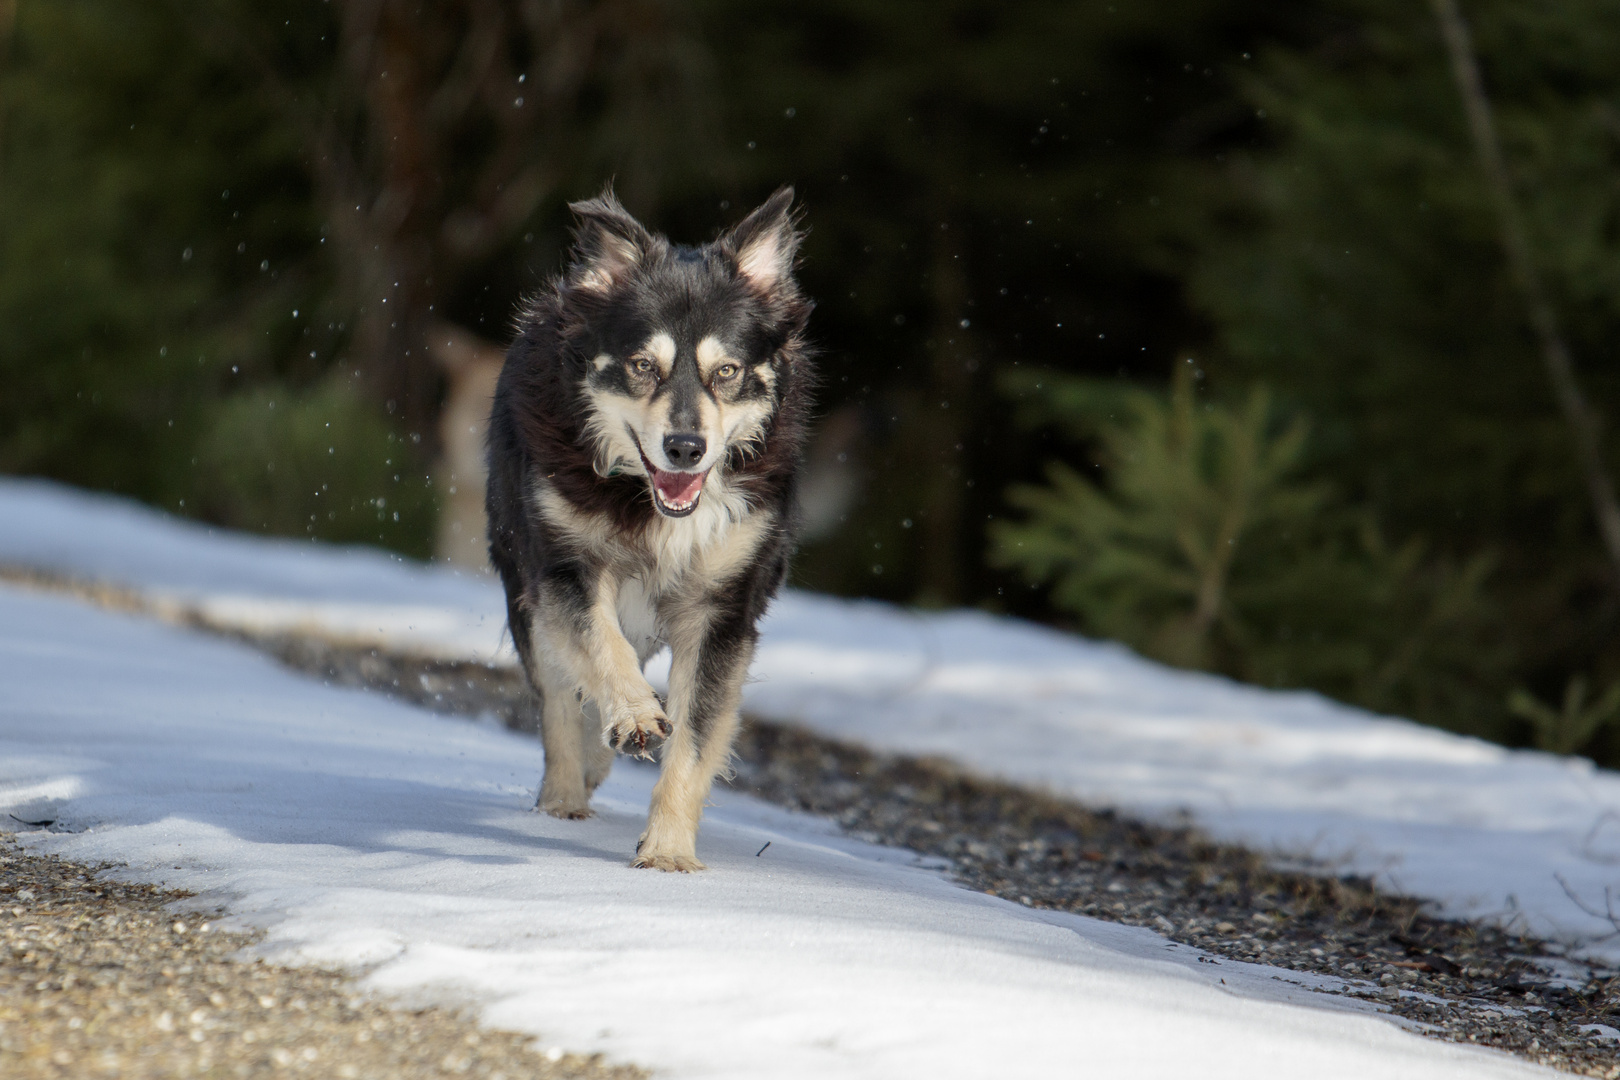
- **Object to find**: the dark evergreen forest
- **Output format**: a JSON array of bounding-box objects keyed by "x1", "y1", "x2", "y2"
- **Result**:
[{"x1": 3, "y1": 0, "x2": 1619, "y2": 761}]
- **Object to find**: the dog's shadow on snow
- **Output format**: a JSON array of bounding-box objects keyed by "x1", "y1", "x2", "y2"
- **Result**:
[{"x1": 52, "y1": 753, "x2": 641, "y2": 875}]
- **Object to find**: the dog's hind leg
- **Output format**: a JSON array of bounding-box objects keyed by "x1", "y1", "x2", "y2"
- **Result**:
[
  {"x1": 633, "y1": 608, "x2": 755, "y2": 871},
  {"x1": 533, "y1": 661, "x2": 594, "y2": 819},
  {"x1": 579, "y1": 699, "x2": 617, "y2": 797}
]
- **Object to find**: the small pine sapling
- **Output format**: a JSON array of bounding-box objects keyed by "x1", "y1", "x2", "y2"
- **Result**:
[
  {"x1": 991, "y1": 367, "x2": 1503, "y2": 723},
  {"x1": 1507, "y1": 677, "x2": 1620, "y2": 756}
]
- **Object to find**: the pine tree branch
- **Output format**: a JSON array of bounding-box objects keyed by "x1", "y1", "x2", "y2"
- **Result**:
[{"x1": 1429, "y1": 0, "x2": 1620, "y2": 587}]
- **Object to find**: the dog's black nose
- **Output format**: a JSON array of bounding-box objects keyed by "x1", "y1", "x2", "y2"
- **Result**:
[{"x1": 662, "y1": 434, "x2": 706, "y2": 470}]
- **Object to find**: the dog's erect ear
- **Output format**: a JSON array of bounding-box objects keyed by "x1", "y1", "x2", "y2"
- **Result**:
[
  {"x1": 724, "y1": 186, "x2": 801, "y2": 292},
  {"x1": 567, "y1": 189, "x2": 654, "y2": 293}
]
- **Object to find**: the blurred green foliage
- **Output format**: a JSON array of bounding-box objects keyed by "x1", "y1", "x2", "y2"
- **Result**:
[
  {"x1": 1509, "y1": 677, "x2": 1620, "y2": 756},
  {"x1": 192, "y1": 380, "x2": 437, "y2": 552},
  {"x1": 0, "y1": 0, "x2": 435, "y2": 551},
  {"x1": 4, "y1": 0, "x2": 1620, "y2": 758},
  {"x1": 1169, "y1": 0, "x2": 1620, "y2": 750},
  {"x1": 1183, "y1": 0, "x2": 1620, "y2": 571},
  {"x1": 993, "y1": 370, "x2": 1505, "y2": 731},
  {"x1": 688, "y1": 0, "x2": 1315, "y2": 604}
]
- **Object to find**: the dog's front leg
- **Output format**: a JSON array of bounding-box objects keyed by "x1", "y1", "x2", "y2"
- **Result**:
[
  {"x1": 633, "y1": 602, "x2": 755, "y2": 871},
  {"x1": 531, "y1": 566, "x2": 670, "y2": 803}
]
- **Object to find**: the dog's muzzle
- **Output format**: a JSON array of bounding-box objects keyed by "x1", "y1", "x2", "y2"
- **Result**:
[{"x1": 642, "y1": 453, "x2": 708, "y2": 517}]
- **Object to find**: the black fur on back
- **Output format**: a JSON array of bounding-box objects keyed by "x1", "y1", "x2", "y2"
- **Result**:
[{"x1": 485, "y1": 187, "x2": 816, "y2": 661}]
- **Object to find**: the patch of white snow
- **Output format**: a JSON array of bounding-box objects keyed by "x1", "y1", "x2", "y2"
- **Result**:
[
  {"x1": 0, "y1": 585, "x2": 1553, "y2": 1079},
  {"x1": 3, "y1": 478, "x2": 1620, "y2": 964}
]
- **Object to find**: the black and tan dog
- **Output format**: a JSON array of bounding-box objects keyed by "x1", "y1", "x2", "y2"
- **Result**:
[{"x1": 485, "y1": 188, "x2": 813, "y2": 870}]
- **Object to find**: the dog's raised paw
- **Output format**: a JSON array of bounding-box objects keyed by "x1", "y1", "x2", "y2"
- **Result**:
[
  {"x1": 631, "y1": 852, "x2": 706, "y2": 872},
  {"x1": 605, "y1": 707, "x2": 670, "y2": 758}
]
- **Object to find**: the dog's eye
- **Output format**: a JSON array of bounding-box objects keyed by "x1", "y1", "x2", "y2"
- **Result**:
[
  {"x1": 715, "y1": 364, "x2": 739, "y2": 380},
  {"x1": 632, "y1": 357, "x2": 655, "y2": 374}
]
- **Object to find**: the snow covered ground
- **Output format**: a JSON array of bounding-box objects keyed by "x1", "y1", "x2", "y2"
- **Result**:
[
  {"x1": 3, "y1": 477, "x2": 1619, "y2": 963},
  {"x1": 0, "y1": 578, "x2": 1553, "y2": 1077},
  {"x1": 0, "y1": 477, "x2": 509, "y2": 663}
]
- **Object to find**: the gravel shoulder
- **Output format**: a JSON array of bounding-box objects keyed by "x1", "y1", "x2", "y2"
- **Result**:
[{"x1": 0, "y1": 837, "x2": 644, "y2": 1080}]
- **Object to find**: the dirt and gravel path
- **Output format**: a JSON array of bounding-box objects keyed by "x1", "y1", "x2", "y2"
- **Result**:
[
  {"x1": 0, "y1": 837, "x2": 644, "y2": 1080},
  {"x1": 7, "y1": 567, "x2": 1620, "y2": 1077}
]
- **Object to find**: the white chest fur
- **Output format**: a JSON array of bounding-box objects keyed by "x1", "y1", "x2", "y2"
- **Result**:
[{"x1": 533, "y1": 473, "x2": 775, "y2": 643}]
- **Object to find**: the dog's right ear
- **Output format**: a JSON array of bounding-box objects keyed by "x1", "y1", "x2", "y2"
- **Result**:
[{"x1": 566, "y1": 189, "x2": 653, "y2": 294}]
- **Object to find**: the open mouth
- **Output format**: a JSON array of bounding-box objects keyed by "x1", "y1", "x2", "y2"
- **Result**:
[{"x1": 642, "y1": 455, "x2": 708, "y2": 517}]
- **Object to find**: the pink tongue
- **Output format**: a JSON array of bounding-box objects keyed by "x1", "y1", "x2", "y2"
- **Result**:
[{"x1": 654, "y1": 469, "x2": 706, "y2": 505}]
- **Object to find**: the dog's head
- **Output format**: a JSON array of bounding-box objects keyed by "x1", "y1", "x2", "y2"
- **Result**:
[{"x1": 563, "y1": 187, "x2": 808, "y2": 519}]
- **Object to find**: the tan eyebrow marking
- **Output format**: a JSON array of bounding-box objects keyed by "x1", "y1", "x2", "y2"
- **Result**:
[
  {"x1": 637, "y1": 331, "x2": 676, "y2": 378},
  {"x1": 696, "y1": 335, "x2": 738, "y2": 379}
]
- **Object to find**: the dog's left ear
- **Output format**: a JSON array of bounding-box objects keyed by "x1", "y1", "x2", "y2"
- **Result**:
[{"x1": 724, "y1": 186, "x2": 801, "y2": 292}]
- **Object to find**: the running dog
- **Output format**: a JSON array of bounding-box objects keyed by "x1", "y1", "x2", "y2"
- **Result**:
[{"x1": 485, "y1": 187, "x2": 813, "y2": 871}]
